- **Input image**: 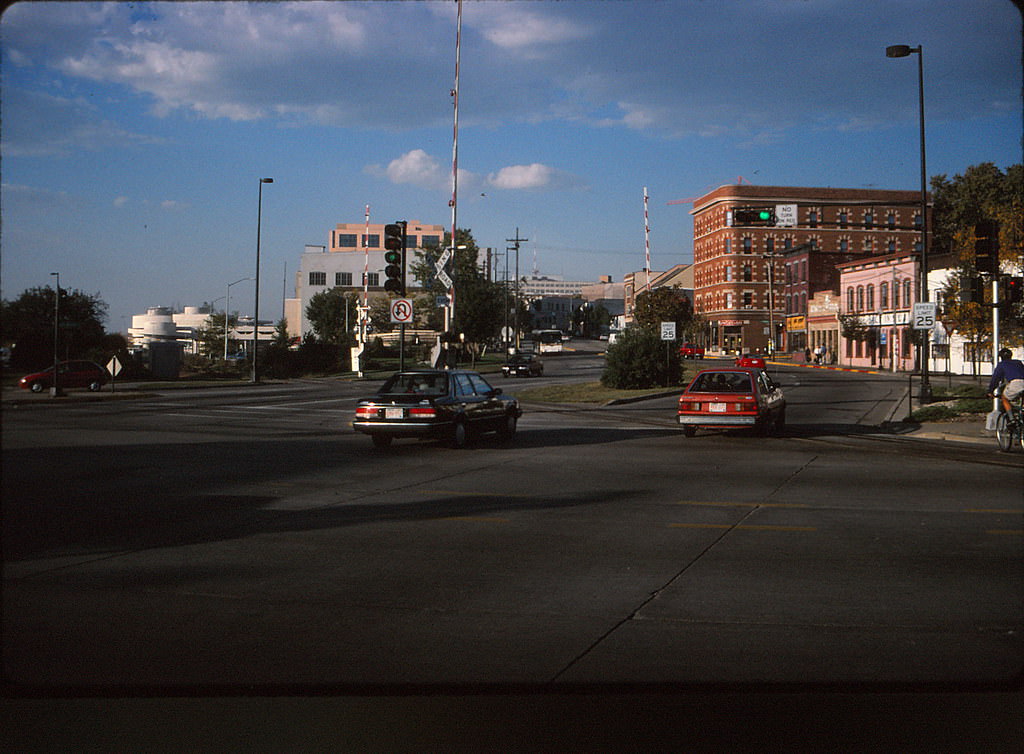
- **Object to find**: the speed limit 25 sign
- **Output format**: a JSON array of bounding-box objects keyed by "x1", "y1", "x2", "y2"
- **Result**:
[{"x1": 912, "y1": 302, "x2": 936, "y2": 330}]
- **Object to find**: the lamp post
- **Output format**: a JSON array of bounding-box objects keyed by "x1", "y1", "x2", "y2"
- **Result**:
[
  {"x1": 49, "y1": 272, "x2": 62, "y2": 397},
  {"x1": 252, "y1": 177, "x2": 273, "y2": 383},
  {"x1": 886, "y1": 43, "x2": 931, "y2": 401},
  {"x1": 225, "y1": 277, "x2": 253, "y2": 361}
]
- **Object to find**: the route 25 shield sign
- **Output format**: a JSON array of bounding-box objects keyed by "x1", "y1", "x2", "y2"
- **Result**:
[{"x1": 390, "y1": 298, "x2": 414, "y2": 325}]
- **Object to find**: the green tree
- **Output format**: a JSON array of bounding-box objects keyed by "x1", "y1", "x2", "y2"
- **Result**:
[
  {"x1": 602, "y1": 325, "x2": 682, "y2": 389},
  {"x1": 633, "y1": 287, "x2": 694, "y2": 335},
  {"x1": 305, "y1": 288, "x2": 357, "y2": 347},
  {"x1": 1, "y1": 285, "x2": 107, "y2": 369},
  {"x1": 196, "y1": 311, "x2": 234, "y2": 359}
]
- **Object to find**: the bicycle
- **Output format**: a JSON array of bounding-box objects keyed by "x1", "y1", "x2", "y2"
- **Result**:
[{"x1": 994, "y1": 393, "x2": 1024, "y2": 453}]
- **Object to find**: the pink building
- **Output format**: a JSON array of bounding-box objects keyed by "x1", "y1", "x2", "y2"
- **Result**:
[{"x1": 836, "y1": 253, "x2": 920, "y2": 370}]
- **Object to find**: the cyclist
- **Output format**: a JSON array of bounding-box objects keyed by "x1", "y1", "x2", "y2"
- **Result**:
[{"x1": 987, "y1": 348, "x2": 1024, "y2": 414}]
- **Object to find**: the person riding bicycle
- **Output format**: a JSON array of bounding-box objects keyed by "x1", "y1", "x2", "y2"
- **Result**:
[{"x1": 987, "y1": 348, "x2": 1024, "y2": 414}]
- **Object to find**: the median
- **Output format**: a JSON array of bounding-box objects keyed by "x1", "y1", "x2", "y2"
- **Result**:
[{"x1": 511, "y1": 380, "x2": 682, "y2": 406}]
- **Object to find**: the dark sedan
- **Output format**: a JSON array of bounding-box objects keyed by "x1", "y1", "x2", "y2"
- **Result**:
[
  {"x1": 502, "y1": 352, "x2": 543, "y2": 377},
  {"x1": 353, "y1": 369, "x2": 522, "y2": 449}
]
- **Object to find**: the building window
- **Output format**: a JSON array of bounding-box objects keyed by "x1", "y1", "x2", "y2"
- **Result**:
[
  {"x1": 364, "y1": 272, "x2": 380, "y2": 287},
  {"x1": 766, "y1": 238, "x2": 775, "y2": 253},
  {"x1": 904, "y1": 279, "x2": 912, "y2": 306},
  {"x1": 784, "y1": 238, "x2": 793, "y2": 251},
  {"x1": 880, "y1": 281, "x2": 889, "y2": 309},
  {"x1": 808, "y1": 210, "x2": 818, "y2": 228},
  {"x1": 913, "y1": 213, "x2": 922, "y2": 229},
  {"x1": 847, "y1": 287, "x2": 855, "y2": 312},
  {"x1": 743, "y1": 291, "x2": 753, "y2": 307},
  {"x1": 336, "y1": 234, "x2": 358, "y2": 248},
  {"x1": 866, "y1": 284, "x2": 875, "y2": 310},
  {"x1": 726, "y1": 265, "x2": 733, "y2": 282},
  {"x1": 864, "y1": 212, "x2": 874, "y2": 229},
  {"x1": 422, "y1": 235, "x2": 441, "y2": 247},
  {"x1": 856, "y1": 286, "x2": 864, "y2": 311},
  {"x1": 893, "y1": 281, "x2": 900, "y2": 308},
  {"x1": 309, "y1": 271, "x2": 327, "y2": 286},
  {"x1": 865, "y1": 238, "x2": 873, "y2": 253},
  {"x1": 743, "y1": 264, "x2": 752, "y2": 282},
  {"x1": 725, "y1": 238, "x2": 732, "y2": 254},
  {"x1": 361, "y1": 234, "x2": 380, "y2": 248},
  {"x1": 785, "y1": 264, "x2": 791, "y2": 283},
  {"x1": 743, "y1": 237, "x2": 752, "y2": 252},
  {"x1": 887, "y1": 213, "x2": 896, "y2": 228},
  {"x1": 839, "y1": 211, "x2": 849, "y2": 229},
  {"x1": 887, "y1": 240, "x2": 896, "y2": 252},
  {"x1": 840, "y1": 238, "x2": 849, "y2": 253},
  {"x1": 336, "y1": 272, "x2": 353, "y2": 286}
]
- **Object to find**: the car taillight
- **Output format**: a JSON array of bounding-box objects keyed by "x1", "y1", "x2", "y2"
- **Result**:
[
  {"x1": 678, "y1": 401, "x2": 698, "y2": 412},
  {"x1": 355, "y1": 406, "x2": 378, "y2": 418},
  {"x1": 409, "y1": 407, "x2": 437, "y2": 418}
]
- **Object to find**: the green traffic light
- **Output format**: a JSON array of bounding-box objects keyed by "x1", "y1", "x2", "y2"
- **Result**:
[{"x1": 758, "y1": 210, "x2": 771, "y2": 220}]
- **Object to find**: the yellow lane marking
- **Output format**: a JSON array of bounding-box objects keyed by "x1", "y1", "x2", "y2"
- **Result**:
[{"x1": 669, "y1": 523, "x2": 816, "y2": 532}]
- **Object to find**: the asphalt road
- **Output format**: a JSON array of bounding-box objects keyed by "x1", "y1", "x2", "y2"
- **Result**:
[{"x1": 3, "y1": 351, "x2": 1021, "y2": 699}]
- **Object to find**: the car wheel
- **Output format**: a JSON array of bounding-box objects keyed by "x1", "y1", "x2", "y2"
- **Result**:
[
  {"x1": 88, "y1": 381, "x2": 102, "y2": 392},
  {"x1": 29, "y1": 381, "x2": 44, "y2": 393},
  {"x1": 498, "y1": 412, "x2": 518, "y2": 441},
  {"x1": 682, "y1": 426, "x2": 697, "y2": 437},
  {"x1": 371, "y1": 434, "x2": 393, "y2": 449},
  {"x1": 451, "y1": 420, "x2": 469, "y2": 449}
]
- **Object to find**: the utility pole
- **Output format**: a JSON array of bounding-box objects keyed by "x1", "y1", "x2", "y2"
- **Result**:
[{"x1": 506, "y1": 228, "x2": 528, "y2": 350}]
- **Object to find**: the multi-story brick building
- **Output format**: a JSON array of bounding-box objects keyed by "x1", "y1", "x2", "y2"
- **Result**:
[{"x1": 690, "y1": 184, "x2": 927, "y2": 354}]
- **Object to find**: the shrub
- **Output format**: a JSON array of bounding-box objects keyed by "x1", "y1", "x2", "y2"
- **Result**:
[{"x1": 601, "y1": 326, "x2": 682, "y2": 389}]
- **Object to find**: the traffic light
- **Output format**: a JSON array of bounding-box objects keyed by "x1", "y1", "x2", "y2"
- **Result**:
[
  {"x1": 732, "y1": 207, "x2": 776, "y2": 226},
  {"x1": 383, "y1": 222, "x2": 405, "y2": 294},
  {"x1": 960, "y1": 275, "x2": 984, "y2": 305},
  {"x1": 1004, "y1": 276, "x2": 1023, "y2": 306},
  {"x1": 974, "y1": 220, "x2": 1000, "y2": 274}
]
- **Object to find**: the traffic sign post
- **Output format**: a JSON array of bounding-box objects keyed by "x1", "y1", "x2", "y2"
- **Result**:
[
  {"x1": 661, "y1": 322, "x2": 676, "y2": 387},
  {"x1": 912, "y1": 302, "x2": 936, "y2": 330},
  {"x1": 106, "y1": 355, "x2": 122, "y2": 392}
]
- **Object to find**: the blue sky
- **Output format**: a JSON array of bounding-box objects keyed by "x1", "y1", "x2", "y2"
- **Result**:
[{"x1": 2, "y1": 0, "x2": 1020, "y2": 332}]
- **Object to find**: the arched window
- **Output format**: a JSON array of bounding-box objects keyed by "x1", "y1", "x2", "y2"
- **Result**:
[
  {"x1": 856, "y1": 286, "x2": 865, "y2": 311},
  {"x1": 866, "y1": 284, "x2": 875, "y2": 310},
  {"x1": 904, "y1": 280, "x2": 912, "y2": 306},
  {"x1": 880, "y1": 281, "x2": 889, "y2": 309},
  {"x1": 847, "y1": 287, "x2": 855, "y2": 312}
]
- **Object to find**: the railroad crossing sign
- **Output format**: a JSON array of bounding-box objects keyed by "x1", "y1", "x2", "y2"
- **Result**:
[{"x1": 390, "y1": 298, "x2": 414, "y2": 325}]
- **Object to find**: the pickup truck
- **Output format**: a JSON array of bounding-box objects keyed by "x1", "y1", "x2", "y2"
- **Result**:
[{"x1": 678, "y1": 343, "x2": 705, "y2": 359}]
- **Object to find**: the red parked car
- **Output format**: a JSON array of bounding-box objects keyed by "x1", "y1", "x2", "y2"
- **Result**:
[
  {"x1": 735, "y1": 354, "x2": 766, "y2": 369},
  {"x1": 677, "y1": 367, "x2": 785, "y2": 437},
  {"x1": 678, "y1": 343, "x2": 705, "y2": 359},
  {"x1": 19, "y1": 360, "x2": 110, "y2": 393}
]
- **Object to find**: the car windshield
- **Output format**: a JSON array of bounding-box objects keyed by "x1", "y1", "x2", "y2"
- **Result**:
[
  {"x1": 509, "y1": 355, "x2": 532, "y2": 364},
  {"x1": 690, "y1": 372, "x2": 753, "y2": 393},
  {"x1": 379, "y1": 373, "x2": 448, "y2": 396}
]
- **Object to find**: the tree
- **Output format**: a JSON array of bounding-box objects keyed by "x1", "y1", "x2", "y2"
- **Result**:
[
  {"x1": 196, "y1": 312, "x2": 233, "y2": 359},
  {"x1": 305, "y1": 288, "x2": 357, "y2": 347},
  {"x1": 602, "y1": 325, "x2": 682, "y2": 389},
  {"x1": 633, "y1": 287, "x2": 694, "y2": 335},
  {"x1": 1, "y1": 285, "x2": 107, "y2": 369}
]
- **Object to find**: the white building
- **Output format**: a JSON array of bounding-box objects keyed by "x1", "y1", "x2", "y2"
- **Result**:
[{"x1": 129, "y1": 305, "x2": 273, "y2": 356}]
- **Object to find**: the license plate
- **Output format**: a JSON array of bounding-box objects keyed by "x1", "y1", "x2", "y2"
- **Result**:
[
  {"x1": 385, "y1": 408, "x2": 404, "y2": 419},
  {"x1": 709, "y1": 403, "x2": 727, "y2": 413}
]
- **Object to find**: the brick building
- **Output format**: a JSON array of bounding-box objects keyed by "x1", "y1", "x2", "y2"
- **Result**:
[{"x1": 690, "y1": 184, "x2": 927, "y2": 354}]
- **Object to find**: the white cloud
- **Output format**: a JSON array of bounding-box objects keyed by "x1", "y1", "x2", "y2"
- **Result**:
[
  {"x1": 487, "y1": 164, "x2": 577, "y2": 191},
  {"x1": 113, "y1": 196, "x2": 128, "y2": 208},
  {"x1": 473, "y1": 7, "x2": 592, "y2": 53}
]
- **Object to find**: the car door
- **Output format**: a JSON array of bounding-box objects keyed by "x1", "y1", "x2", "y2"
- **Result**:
[
  {"x1": 467, "y1": 373, "x2": 504, "y2": 430},
  {"x1": 757, "y1": 372, "x2": 783, "y2": 418},
  {"x1": 452, "y1": 372, "x2": 486, "y2": 429}
]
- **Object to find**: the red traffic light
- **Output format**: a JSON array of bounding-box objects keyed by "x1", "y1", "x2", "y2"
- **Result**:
[{"x1": 384, "y1": 223, "x2": 404, "y2": 251}]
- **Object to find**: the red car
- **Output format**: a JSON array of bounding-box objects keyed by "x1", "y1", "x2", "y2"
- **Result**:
[
  {"x1": 678, "y1": 343, "x2": 705, "y2": 359},
  {"x1": 735, "y1": 354, "x2": 766, "y2": 369},
  {"x1": 19, "y1": 360, "x2": 110, "y2": 393},
  {"x1": 677, "y1": 367, "x2": 785, "y2": 437}
]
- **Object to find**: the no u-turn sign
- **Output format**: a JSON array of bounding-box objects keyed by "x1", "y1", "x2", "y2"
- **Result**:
[{"x1": 390, "y1": 298, "x2": 414, "y2": 325}]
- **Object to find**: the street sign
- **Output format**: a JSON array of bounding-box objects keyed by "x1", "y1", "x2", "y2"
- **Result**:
[
  {"x1": 775, "y1": 204, "x2": 798, "y2": 227},
  {"x1": 912, "y1": 302, "x2": 936, "y2": 330},
  {"x1": 436, "y1": 269, "x2": 453, "y2": 290},
  {"x1": 106, "y1": 356, "x2": 122, "y2": 377},
  {"x1": 390, "y1": 298, "x2": 414, "y2": 325},
  {"x1": 660, "y1": 321, "x2": 676, "y2": 341},
  {"x1": 436, "y1": 247, "x2": 452, "y2": 269}
]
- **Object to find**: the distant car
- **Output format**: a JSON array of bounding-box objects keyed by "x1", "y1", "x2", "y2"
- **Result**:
[
  {"x1": 735, "y1": 354, "x2": 766, "y2": 369},
  {"x1": 679, "y1": 343, "x2": 705, "y2": 359},
  {"x1": 353, "y1": 369, "x2": 522, "y2": 449},
  {"x1": 676, "y1": 368, "x2": 785, "y2": 437},
  {"x1": 18, "y1": 360, "x2": 109, "y2": 393},
  {"x1": 502, "y1": 353, "x2": 543, "y2": 377}
]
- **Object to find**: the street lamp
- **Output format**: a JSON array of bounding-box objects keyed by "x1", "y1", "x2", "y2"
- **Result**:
[
  {"x1": 49, "y1": 272, "x2": 62, "y2": 397},
  {"x1": 252, "y1": 177, "x2": 273, "y2": 383},
  {"x1": 886, "y1": 43, "x2": 931, "y2": 401},
  {"x1": 225, "y1": 277, "x2": 253, "y2": 361}
]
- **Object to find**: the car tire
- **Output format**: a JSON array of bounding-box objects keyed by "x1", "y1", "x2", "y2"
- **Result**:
[
  {"x1": 451, "y1": 420, "x2": 469, "y2": 449},
  {"x1": 371, "y1": 434, "x2": 393, "y2": 449},
  {"x1": 498, "y1": 412, "x2": 517, "y2": 441},
  {"x1": 682, "y1": 426, "x2": 697, "y2": 437}
]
